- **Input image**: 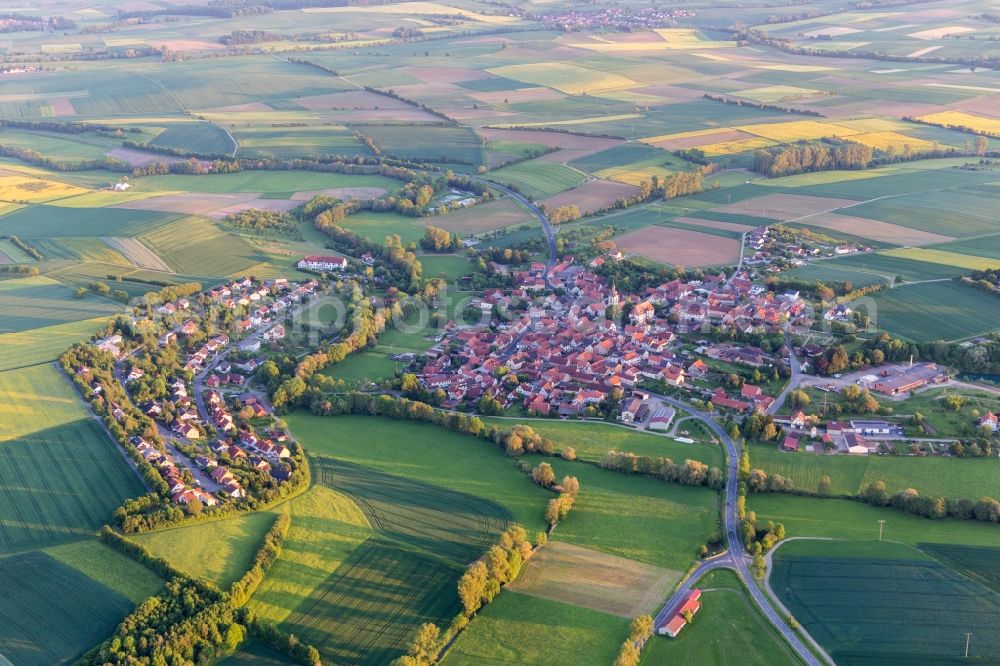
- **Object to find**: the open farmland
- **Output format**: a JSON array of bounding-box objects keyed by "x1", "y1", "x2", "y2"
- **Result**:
[
  {"x1": 147, "y1": 122, "x2": 237, "y2": 156},
  {"x1": 0, "y1": 204, "x2": 180, "y2": 238},
  {"x1": 510, "y1": 541, "x2": 678, "y2": 617},
  {"x1": 428, "y1": 198, "x2": 531, "y2": 235},
  {"x1": 771, "y1": 540, "x2": 1000, "y2": 663},
  {"x1": 615, "y1": 225, "x2": 742, "y2": 268},
  {"x1": 0, "y1": 174, "x2": 88, "y2": 203},
  {"x1": 443, "y1": 591, "x2": 628, "y2": 666},
  {"x1": 869, "y1": 281, "x2": 1000, "y2": 341},
  {"x1": 540, "y1": 179, "x2": 640, "y2": 215},
  {"x1": 487, "y1": 62, "x2": 639, "y2": 95},
  {"x1": 0, "y1": 316, "x2": 119, "y2": 372},
  {"x1": 139, "y1": 217, "x2": 274, "y2": 277},
  {"x1": 0, "y1": 275, "x2": 123, "y2": 334},
  {"x1": 640, "y1": 569, "x2": 799, "y2": 666},
  {"x1": 0, "y1": 551, "x2": 136, "y2": 666},
  {"x1": 490, "y1": 161, "x2": 585, "y2": 199},
  {"x1": 353, "y1": 125, "x2": 485, "y2": 166},
  {"x1": 751, "y1": 441, "x2": 1000, "y2": 500}
]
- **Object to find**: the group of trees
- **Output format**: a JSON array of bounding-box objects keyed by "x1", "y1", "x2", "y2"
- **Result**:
[
  {"x1": 702, "y1": 93, "x2": 823, "y2": 117},
  {"x1": 94, "y1": 518, "x2": 318, "y2": 665},
  {"x1": 861, "y1": 481, "x2": 1000, "y2": 523},
  {"x1": 420, "y1": 225, "x2": 461, "y2": 252},
  {"x1": 457, "y1": 526, "x2": 534, "y2": 616},
  {"x1": 223, "y1": 209, "x2": 300, "y2": 237},
  {"x1": 752, "y1": 141, "x2": 875, "y2": 177},
  {"x1": 5, "y1": 235, "x2": 43, "y2": 260},
  {"x1": 813, "y1": 331, "x2": 1000, "y2": 376},
  {"x1": 613, "y1": 616, "x2": 655, "y2": 666},
  {"x1": 600, "y1": 450, "x2": 725, "y2": 489}
]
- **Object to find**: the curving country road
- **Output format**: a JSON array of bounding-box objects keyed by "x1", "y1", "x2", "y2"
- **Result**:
[
  {"x1": 651, "y1": 392, "x2": 830, "y2": 666},
  {"x1": 768, "y1": 330, "x2": 803, "y2": 415},
  {"x1": 474, "y1": 179, "x2": 557, "y2": 288}
]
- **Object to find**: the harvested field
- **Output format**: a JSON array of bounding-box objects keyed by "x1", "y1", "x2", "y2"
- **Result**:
[
  {"x1": 737, "y1": 120, "x2": 862, "y2": 142},
  {"x1": 101, "y1": 237, "x2": 172, "y2": 271},
  {"x1": 295, "y1": 90, "x2": 412, "y2": 110},
  {"x1": 847, "y1": 131, "x2": 934, "y2": 151},
  {"x1": 540, "y1": 179, "x2": 640, "y2": 215},
  {"x1": 428, "y1": 198, "x2": 530, "y2": 235},
  {"x1": 468, "y1": 87, "x2": 566, "y2": 105},
  {"x1": 700, "y1": 137, "x2": 777, "y2": 156},
  {"x1": 117, "y1": 192, "x2": 261, "y2": 215},
  {"x1": 674, "y1": 216, "x2": 756, "y2": 233},
  {"x1": 0, "y1": 175, "x2": 88, "y2": 203},
  {"x1": 615, "y1": 225, "x2": 742, "y2": 267},
  {"x1": 710, "y1": 193, "x2": 859, "y2": 220},
  {"x1": 104, "y1": 147, "x2": 186, "y2": 167},
  {"x1": 48, "y1": 97, "x2": 77, "y2": 116},
  {"x1": 794, "y1": 212, "x2": 953, "y2": 245},
  {"x1": 486, "y1": 62, "x2": 639, "y2": 95},
  {"x1": 290, "y1": 187, "x2": 387, "y2": 201},
  {"x1": 479, "y1": 128, "x2": 620, "y2": 151},
  {"x1": 208, "y1": 198, "x2": 300, "y2": 219},
  {"x1": 907, "y1": 25, "x2": 976, "y2": 40},
  {"x1": 642, "y1": 128, "x2": 754, "y2": 151},
  {"x1": 917, "y1": 110, "x2": 1000, "y2": 135},
  {"x1": 510, "y1": 541, "x2": 679, "y2": 617}
]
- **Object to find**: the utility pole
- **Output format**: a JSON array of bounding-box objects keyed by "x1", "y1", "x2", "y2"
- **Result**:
[
  {"x1": 965, "y1": 632, "x2": 972, "y2": 658},
  {"x1": 878, "y1": 519, "x2": 885, "y2": 541}
]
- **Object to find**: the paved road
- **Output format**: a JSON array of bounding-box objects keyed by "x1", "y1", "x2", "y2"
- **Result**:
[
  {"x1": 651, "y1": 392, "x2": 829, "y2": 666},
  {"x1": 767, "y1": 331, "x2": 803, "y2": 416},
  {"x1": 475, "y1": 179, "x2": 557, "y2": 287}
]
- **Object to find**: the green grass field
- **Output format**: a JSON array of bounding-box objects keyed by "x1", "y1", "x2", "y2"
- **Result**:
[
  {"x1": 0, "y1": 315, "x2": 118, "y2": 372},
  {"x1": 640, "y1": 569, "x2": 799, "y2": 666},
  {"x1": 234, "y1": 124, "x2": 369, "y2": 160},
  {"x1": 919, "y1": 543, "x2": 1000, "y2": 595},
  {"x1": 480, "y1": 419, "x2": 723, "y2": 467},
  {"x1": 551, "y1": 460, "x2": 718, "y2": 570},
  {"x1": 286, "y1": 414, "x2": 551, "y2": 534},
  {"x1": 129, "y1": 170, "x2": 400, "y2": 196},
  {"x1": 869, "y1": 281, "x2": 1000, "y2": 341},
  {"x1": 133, "y1": 511, "x2": 278, "y2": 588},
  {"x1": 844, "y1": 189, "x2": 1000, "y2": 238},
  {"x1": 751, "y1": 495, "x2": 1000, "y2": 548},
  {"x1": 569, "y1": 143, "x2": 665, "y2": 174},
  {"x1": 444, "y1": 590, "x2": 628, "y2": 666},
  {"x1": 0, "y1": 551, "x2": 137, "y2": 666},
  {"x1": 418, "y1": 254, "x2": 473, "y2": 282},
  {"x1": 334, "y1": 210, "x2": 425, "y2": 246},
  {"x1": 0, "y1": 204, "x2": 180, "y2": 238},
  {"x1": 0, "y1": 275, "x2": 124, "y2": 334},
  {"x1": 44, "y1": 539, "x2": 163, "y2": 603},
  {"x1": 816, "y1": 252, "x2": 964, "y2": 282},
  {"x1": 139, "y1": 216, "x2": 274, "y2": 277},
  {"x1": 147, "y1": 122, "x2": 236, "y2": 156},
  {"x1": 771, "y1": 538, "x2": 1000, "y2": 663},
  {"x1": 354, "y1": 125, "x2": 485, "y2": 166},
  {"x1": 781, "y1": 262, "x2": 890, "y2": 289},
  {"x1": 490, "y1": 161, "x2": 585, "y2": 199},
  {"x1": 751, "y1": 442, "x2": 1000, "y2": 500}
]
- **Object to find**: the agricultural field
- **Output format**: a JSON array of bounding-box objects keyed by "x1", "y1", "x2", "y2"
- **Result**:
[
  {"x1": 133, "y1": 512, "x2": 279, "y2": 588},
  {"x1": 0, "y1": 551, "x2": 137, "y2": 666},
  {"x1": 0, "y1": 204, "x2": 181, "y2": 239},
  {"x1": 640, "y1": 569, "x2": 799, "y2": 666},
  {"x1": 479, "y1": 418, "x2": 723, "y2": 466},
  {"x1": 146, "y1": 121, "x2": 237, "y2": 156},
  {"x1": 869, "y1": 281, "x2": 1000, "y2": 342},
  {"x1": 614, "y1": 225, "x2": 742, "y2": 268},
  {"x1": 490, "y1": 161, "x2": 585, "y2": 199},
  {"x1": 750, "y1": 441, "x2": 1000, "y2": 500},
  {"x1": 443, "y1": 590, "x2": 629, "y2": 666},
  {"x1": 139, "y1": 216, "x2": 279, "y2": 277},
  {"x1": 353, "y1": 125, "x2": 485, "y2": 167},
  {"x1": 771, "y1": 539, "x2": 1000, "y2": 663},
  {"x1": 0, "y1": 316, "x2": 119, "y2": 372}
]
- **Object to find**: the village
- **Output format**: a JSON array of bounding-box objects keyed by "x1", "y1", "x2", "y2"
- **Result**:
[{"x1": 83, "y1": 276, "x2": 322, "y2": 508}]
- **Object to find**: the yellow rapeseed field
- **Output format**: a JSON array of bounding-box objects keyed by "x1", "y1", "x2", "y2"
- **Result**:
[
  {"x1": 0, "y1": 175, "x2": 89, "y2": 203},
  {"x1": 917, "y1": 111, "x2": 1000, "y2": 136},
  {"x1": 845, "y1": 131, "x2": 934, "y2": 152},
  {"x1": 699, "y1": 137, "x2": 777, "y2": 156}
]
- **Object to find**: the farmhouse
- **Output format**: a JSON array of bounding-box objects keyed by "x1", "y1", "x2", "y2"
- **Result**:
[
  {"x1": 659, "y1": 589, "x2": 702, "y2": 637},
  {"x1": 981, "y1": 413, "x2": 999, "y2": 432},
  {"x1": 298, "y1": 255, "x2": 348, "y2": 272}
]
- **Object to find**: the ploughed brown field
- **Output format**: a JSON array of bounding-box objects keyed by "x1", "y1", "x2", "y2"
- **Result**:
[
  {"x1": 615, "y1": 225, "x2": 742, "y2": 267},
  {"x1": 541, "y1": 179, "x2": 640, "y2": 215}
]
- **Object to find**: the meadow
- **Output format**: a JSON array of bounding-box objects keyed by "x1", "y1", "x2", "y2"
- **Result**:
[
  {"x1": 751, "y1": 442, "x2": 1000, "y2": 500},
  {"x1": 0, "y1": 204, "x2": 180, "y2": 238},
  {"x1": 139, "y1": 216, "x2": 276, "y2": 277},
  {"x1": 0, "y1": 315, "x2": 118, "y2": 372},
  {"x1": 0, "y1": 551, "x2": 136, "y2": 666},
  {"x1": 869, "y1": 281, "x2": 1000, "y2": 342},
  {"x1": 133, "y1": 512, "x2": 278, "y2": 588},
  {"x1": 443, "y1": 591, "x2": 628, "y2": 666},
  {"x1": 640, "y1": 569, "x2": 799, "y2": 666},
  {"x1": 479, "y1": 418, "x2": 723, "y2": 466}
]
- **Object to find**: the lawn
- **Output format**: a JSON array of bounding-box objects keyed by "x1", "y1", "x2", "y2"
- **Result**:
[
  {"x1": 771, "y1": 538, "x2": 1000, "y2": 663},
  {"x1": 285, "y1": 414, "x2": 551, "y2": 535},
  {"x1": 479, "y1": 418, "x2": 723, "y2": 466},
  {"x1": 0, "y1": 315, "x2": 118, "y2": 372},
  {"x1": 869, "y1": 281, "x2": 1000, "y2": 342},
  {"x1": 0, "y1": 551, "x2": 137, "y2": 666},
  {"x1": 0, "y1": 275, "x2": 124, "y2": 333},
  {"x1": 750, "y1": 442, "x2": 1000, "y2": 500},
  {"x1": 418, "y1": 254, "x2": 473, "y2": 282},
  {"x1": 751, "y1": 494, "x2": 1000, "y2": 548},
  {"x1": 132, "y1": 511, "x2": 279, "y2": 588},
  {"x1": 640, "y1": 569, "x2": 800, "y2": 666},
  {"x1": 43, "y1": 539, "x2": 164, "y2": 604},
  {"x1": 490, "y1": 161, "x2": 585, "y2": 199},
  {"x1": 551, "y1": 460, "x2": 718, "y2": 571},
  {"x1": 443, "y1": 590, "x2": 629, "y2": 665}
]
